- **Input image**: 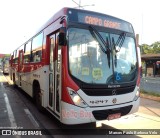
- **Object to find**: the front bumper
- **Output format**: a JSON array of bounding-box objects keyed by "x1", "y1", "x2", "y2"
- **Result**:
[{"x1": 60, "y1": 98, "x2": 140, "y2": 124}]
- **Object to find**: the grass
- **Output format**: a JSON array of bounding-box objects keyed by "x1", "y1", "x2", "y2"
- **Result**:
[
  {"x1": 140, "y1": 89, "x2": 160, "y2": 102},
  {"x1": 140, "y1": 90, "x2": 160, "y2": 97}
]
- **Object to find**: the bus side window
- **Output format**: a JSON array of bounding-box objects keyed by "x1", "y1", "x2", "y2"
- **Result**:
[
  {"x1": 32, "y1": 50, "x2": 42, "y2": 62},
  {"x1": 31, "y1": 32, "x2": 43, "y2": 63},
  {"x1": 24, "y1": 41, "x2": 31, "y2": 63}
]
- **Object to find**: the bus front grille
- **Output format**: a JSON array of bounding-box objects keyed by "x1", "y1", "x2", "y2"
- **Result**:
[{"x1": 82, "y1": 85, "x2": 135, "y2": 96}]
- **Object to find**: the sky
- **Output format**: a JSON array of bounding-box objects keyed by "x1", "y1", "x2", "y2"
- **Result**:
[{"x1": 0, "y1": 0, "x2": 160, "y2": 54}]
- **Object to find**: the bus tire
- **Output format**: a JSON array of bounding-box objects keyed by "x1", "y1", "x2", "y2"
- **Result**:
[
  {"x1": 13, "y1": 73, "x2": 17, "y2": 88},
  {"x1": 34, "y1": 82, "x2": 45, "y2": 112}
]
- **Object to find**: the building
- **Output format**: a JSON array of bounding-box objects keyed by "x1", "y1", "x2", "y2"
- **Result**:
[{"x1": 141, "y1": 54, "x2": 160, "y2": 77}]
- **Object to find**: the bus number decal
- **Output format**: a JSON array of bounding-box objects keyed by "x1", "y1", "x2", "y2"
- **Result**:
[
  {"x1": 90, "y1": 100, "x2": 108, "y2": 104},
  {"x1": 33, "y1": 74, "x2": 40, "y2": 78}
]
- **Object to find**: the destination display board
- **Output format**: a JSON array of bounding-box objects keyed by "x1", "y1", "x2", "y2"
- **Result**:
[{"x1": 67, "y1": 8, "x2": 134, "y2": 33}]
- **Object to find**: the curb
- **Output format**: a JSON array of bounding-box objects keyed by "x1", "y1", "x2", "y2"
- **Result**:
[
  {"x1": 141, "y1": 77, "x2": 160, "y2": 81},
  {"x1": 140, "y1": 93, "x2": 160, "y2": 102}
]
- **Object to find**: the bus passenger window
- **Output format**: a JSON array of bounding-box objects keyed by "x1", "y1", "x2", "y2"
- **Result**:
[
  {"x1": 32, "y1": 50, "x2": 42, "y2": 62},
  {"x1": 24, "y1": 41, "x2": 31, "y2": 63},
  {"x1": 31, "y1": 32, "x2": 43, "y2": 63}
]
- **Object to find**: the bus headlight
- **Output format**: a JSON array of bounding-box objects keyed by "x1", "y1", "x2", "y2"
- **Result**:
[
  {"x1": 133, "y1": 87, "x2": 140, "y2": 101},
  {"x1": 67, "y1": 87, "x2": 88, "y2": 108}
]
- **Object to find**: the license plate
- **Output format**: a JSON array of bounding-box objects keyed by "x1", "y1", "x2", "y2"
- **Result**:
[{"x1": 107, "y1": 113, "x2": 121, "y2": 120}]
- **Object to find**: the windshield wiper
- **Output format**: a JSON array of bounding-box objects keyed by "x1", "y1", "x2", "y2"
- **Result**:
[
  {"x1": 112, "y1": 37, "x2": 117, "y2": 67},
  {"x1": 112, "y1": 32, "x2": 126, "y2": 67},
  {"x1": 115, "y1": 32, "x2": 126, "y2": 52},
  {"x1": 88, "y1": 26, "x2": 111, "y2": 68}
]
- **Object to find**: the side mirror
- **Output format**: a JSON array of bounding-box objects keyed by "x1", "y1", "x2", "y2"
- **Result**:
[{"x1": 58, "y1": 27, "x2": 66, "y2": 46}]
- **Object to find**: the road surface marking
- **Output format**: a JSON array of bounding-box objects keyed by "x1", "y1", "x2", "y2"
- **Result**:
[
  {"x1": 24, "y1": 108, "x2": 40, "y2": 128},
  {"x1": 4, "y1": 93, "x2": 17, "y2": 127},
  {"x1": 4, "y1": 93, "x2": 21, "y2": 138}
]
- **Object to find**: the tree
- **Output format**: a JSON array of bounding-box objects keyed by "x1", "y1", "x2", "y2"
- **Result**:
[
  {"x1": 140, "y1": 44, "x2": 152, "y2": 54},
  {"x1": 151, "y1": 41, "x2": 160, "y2": 54},
  {"x1": 139, "y1": 41, "x2": 160, "y2": 54}
]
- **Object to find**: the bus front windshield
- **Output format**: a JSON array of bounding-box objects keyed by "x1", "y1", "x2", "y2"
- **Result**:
[{"x1": 68, "y1": 27, "x2": 137, "y2": 84}]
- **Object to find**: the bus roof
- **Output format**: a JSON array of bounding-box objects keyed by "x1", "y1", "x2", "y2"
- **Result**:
[{"x1": 39, "y1": 7, "x2": 134, "y2": 35}]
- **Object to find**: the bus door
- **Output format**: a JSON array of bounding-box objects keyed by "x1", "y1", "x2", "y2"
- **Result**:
[
  {"x1": 48, "y1": 33, "x2": 61, "y2": 116},
  {"x1": 18, "y1": 50, "x2": 23, "y2": 86}
]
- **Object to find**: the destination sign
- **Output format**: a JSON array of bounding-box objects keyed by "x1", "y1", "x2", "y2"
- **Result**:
[
  {"x1": 67, "y1": 9, "x2": 133, "y2": 33},
  {"x1": 84, "y1": 15, "x2": 121, "y2": 29},
  {"x1": 78, "y1": 12, "x2": 133, "y2": 32}
]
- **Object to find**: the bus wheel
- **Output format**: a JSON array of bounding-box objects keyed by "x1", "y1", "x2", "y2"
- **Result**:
[
  {"x1": 34, "y1": 84, "x2": 45, "y2": 112},
  {"x1": 13, "y1": 73, "x2": 17, "y2": 88}
]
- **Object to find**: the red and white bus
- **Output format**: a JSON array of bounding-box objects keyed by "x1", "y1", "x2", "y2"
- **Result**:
[{"x1": 10, "y1": 7, "x2": 141, "y2": 125}]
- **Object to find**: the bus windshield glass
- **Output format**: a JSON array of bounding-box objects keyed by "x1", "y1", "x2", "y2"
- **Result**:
[{"x1": 68, "y1": 27, "x2": 137, "y2": 84}]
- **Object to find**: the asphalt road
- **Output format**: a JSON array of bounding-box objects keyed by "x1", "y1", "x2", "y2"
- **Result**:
[{"x1": 0, "y1": 71, "x2": 160, "y2": 138}]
